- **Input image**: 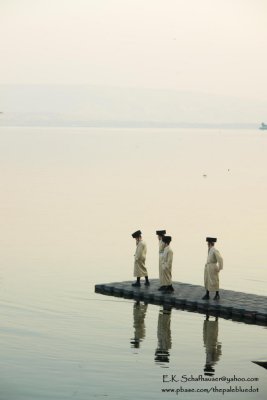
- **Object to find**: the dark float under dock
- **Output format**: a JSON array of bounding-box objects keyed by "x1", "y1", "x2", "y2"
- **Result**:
[{"x1": 95, "y1": 279, "x2": 267, "y2": 326}]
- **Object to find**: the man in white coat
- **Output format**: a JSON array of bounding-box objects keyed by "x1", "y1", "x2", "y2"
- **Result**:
[
  {"x1": 202, "y1": 237, "x2": 223, "y2": 300},
  {"x1": 161, "y1": 236, "x2": 174, "y2": 293},
  {"x1": 132, "y1": 230, "x2": 149, "y2": 287},
  {"x1": 156, "y1": 230, "x2": 166, "y2": 291}
]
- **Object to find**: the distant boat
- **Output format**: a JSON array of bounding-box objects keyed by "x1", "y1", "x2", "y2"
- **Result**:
[{"x1": 259, "y1": 122, "x2": 267, "y2": 130}]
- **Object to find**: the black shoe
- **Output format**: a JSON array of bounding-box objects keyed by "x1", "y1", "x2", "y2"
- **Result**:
[
  {"x1": 132, "y1": 282, "x2": 141, "y2": 287},
  {"x1": 158, "y1": 286, "x2": 166, "y2": 291},
  {"x1": 202, "y1": 294, "x2": 210, "y2": 300},
  {"x1": 144, "y1": 281, "x2": 150, "y2": 286},
  {"x1": 166, "y1": 285, "x2": 174, "y2": 292},
  {"x1": 213, "y1": 294, "x2": 220, "y2": 300},
  {"x1": 163, "y1": 286, "x2": 174, "y2": 293}
]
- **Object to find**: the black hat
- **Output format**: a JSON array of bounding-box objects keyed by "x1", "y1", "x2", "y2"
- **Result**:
[
  {"x1": 162, "y1": 235, "x2": 172, "y2": 244},
  {"x1": 154, "y1": 349, "x2": 170, "y2": 363},
  {"x1": 204, "y1": 364, "x2": 215, "y2": 376},
  {"x1": 132, "y1": 230, "x2": 142, "y2": 238},
  {"x1": 206, "y1": 237, "x2": 217, "y2": 243},
  {"x1": 156, "y1": 230, "x2": 166, "y2": 236}
]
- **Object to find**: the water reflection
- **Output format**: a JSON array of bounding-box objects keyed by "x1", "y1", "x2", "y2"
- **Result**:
[
  {"x1": 155, "y1": 306, "x2": 172, "y2": 366},
  {"x1": 129, "y1": 303, "x2": 223, "y2": 372},
  {"x1": 203, "y1": 315, "x2": 222, "y2": 376},
  {"x1": 130, "y1": 301, "x2": 148, "y2": 349}
]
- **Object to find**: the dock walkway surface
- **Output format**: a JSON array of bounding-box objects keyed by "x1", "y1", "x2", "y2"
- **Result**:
[{"x1": 95, "y1": 279, "x2": 267, "y2": 326}]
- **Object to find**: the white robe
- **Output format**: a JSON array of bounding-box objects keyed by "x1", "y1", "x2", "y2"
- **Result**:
[
  {"x1": 159, "y1": 239, "x2": 165, "y2": 285},
  {"x1": 134, "y1": 240, "x2": 148, "y2": 277},
  {"x1": 161, "y1": 245, "x2": 173, "y2": 286},
  {"x1": 204, "y1": 247, "x2": 223, "y2": 291}
]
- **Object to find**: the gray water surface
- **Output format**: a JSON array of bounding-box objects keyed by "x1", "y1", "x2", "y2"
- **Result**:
[{"x1": 0, "y1": 127, "x2": 266, "y2": 399}]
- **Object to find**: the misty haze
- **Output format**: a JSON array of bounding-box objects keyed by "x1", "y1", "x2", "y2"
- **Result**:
[{"x1": 0, "y1": 85, "x2": 265, "y2": 128}]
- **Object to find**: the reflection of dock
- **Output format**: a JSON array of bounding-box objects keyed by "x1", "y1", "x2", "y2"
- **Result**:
[
  {"x1": 252, "y1": 360, "x2": 267, "y2": 370},
  {"x1": 95, "y1": 279, "x2": 267, "y2": 326}
]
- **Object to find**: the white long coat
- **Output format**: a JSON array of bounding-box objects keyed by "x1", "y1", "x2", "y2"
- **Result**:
[
  {"x1": 204, "y1": 247, "x2": 223, "y2": 291},
  {"x1": 159, "y1": 239, "x2": 165, "y2": 284},
  {"x1": 161, "y1": 245, "x2": 173, "y2": 286},
  {"x1": 134, "y1": 240, "x2": 148, "y2": 277}
]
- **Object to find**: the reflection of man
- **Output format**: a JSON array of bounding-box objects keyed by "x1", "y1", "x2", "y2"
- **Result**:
[
  {"x1": 202, "y1": 237, "x2": 223, "y2": 300},
  {"x1": 131, "y1": 230, "x2": 149, "y2": 287},
  {"x1": 155, "y1": 306, "x2": 172, "y2": 364},
  {"x1": 203, "y1": 315, "x2": 222, "y2": 376},
  {"x1": 131, "y1": 301, "x2": 148, "y2": 349}
]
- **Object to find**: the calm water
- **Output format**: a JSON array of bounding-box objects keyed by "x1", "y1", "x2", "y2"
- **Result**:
[{"x1": 0, "y1": 127, "x2": 266, "y2": 399}]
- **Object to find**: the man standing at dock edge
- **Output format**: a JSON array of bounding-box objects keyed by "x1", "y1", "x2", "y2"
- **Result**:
[
  {"x1": 161, "y1": 236, "x2": 174, "y2": 293},
  {"x1": 156, "y1": 230, "x2": 166, "y2": 291},
  {"x1": 202, "y1": 237, "x2": 223, "y2": 300},
  {"x1": 132, "y1": 230, "x2": 149, "y2": 287}
]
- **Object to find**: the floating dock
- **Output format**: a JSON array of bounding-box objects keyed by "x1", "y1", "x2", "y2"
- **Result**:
[{"x1": 95, "y1": 280, "x2": 267, "y2": 326}]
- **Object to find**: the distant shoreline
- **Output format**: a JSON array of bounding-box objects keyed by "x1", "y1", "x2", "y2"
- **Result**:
[
  {"x1": 0, "y1": 121, "x2": 259, "y2": 129},
  {"x1": 0, "y1": 85, "x2": 266, "y2": 130}
]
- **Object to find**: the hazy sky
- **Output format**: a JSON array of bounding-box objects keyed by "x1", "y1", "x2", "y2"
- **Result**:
[{"x1": 1, "y1": 0, "x2": 267, "y2": 100}]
